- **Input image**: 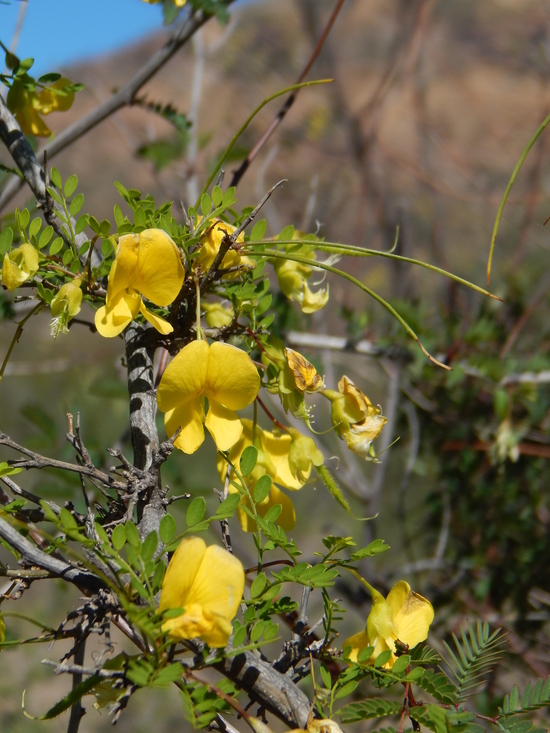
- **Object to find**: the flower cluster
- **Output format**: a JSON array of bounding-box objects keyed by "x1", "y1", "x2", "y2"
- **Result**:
[{"x1": 1, "y1": 243, "x2": 39, "y2": 292}]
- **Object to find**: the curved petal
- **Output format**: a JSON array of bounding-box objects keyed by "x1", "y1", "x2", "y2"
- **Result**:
[
  {"x1": 36, "y1": 78, "x2": 75, "y2": 114},
  {"x1": 263, "y1": 431, "x2": 303, "y2": 490},
  {"x1": 205, "y1": 400, "x2": 243, "y2": 452},
  {"x1": 186, "y1": 544, "x2": 244, "y2": 620},
  {"x1": 393, "y1": 591, "x2": 434, "y2": 650},
  {"x1": 199, "y1": 613, "x2": 234, "y2": 648},
  {"x1": 159, "y1": 536, "x2": 206, "y2": 612},
  {"x1": 139, "y1": 302, "x2": 173, "y2": 335},
  {"x1": 205, "y1": 342, "x2": 260, "y2": 410},
  {"x1": 386, "y1": 581, "x2": 410, "y2": 617},
  {"x1": 342, "y1": 630, "x2": 372, "y2": 663},
  {"x1": 1, "y1": 254, "x2": 29, "y2": 291},
  {"x1": 134, "y1": 229, "x2": 184, "y2": 305},
  {"x1": 165, "y1": 399, "x2": 205, "y2": 454},
  {"x1": 157, "y1": 340, "x2": 209, "y2": 413},
  {"x1": 95, "y1": 291, "x2": 140, "y2": 338},
  {"x1": 107, "y1": 234, "x2": 139, "y2": 303}
]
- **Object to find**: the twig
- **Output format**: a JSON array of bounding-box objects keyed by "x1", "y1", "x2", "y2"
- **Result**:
[
  {"x1": 229, "y1": 0, "x2": 346, "y2": 188},
  {"x1": 67, "y1": 639, "x2": 86, "y2": 733},
  {"x1": 0, "y1": 515, "x2": 104, "y2": 593}
]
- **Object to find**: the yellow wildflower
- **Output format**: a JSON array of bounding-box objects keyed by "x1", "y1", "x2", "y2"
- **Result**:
[
  {"x1": 159, "y1": 536, "x2": 244, "y2": 648},
  {"x1": 272, "y1": 252, "x2": 328, "y2": 313},
  {"x1": 196, "y1": 220, "x2": 255, "y2": 277},
  {"x1": 218, "y1": 421, "x2": 322, "y2": 532},
  {"x1": 284, "y1": 347, "x2": 325, "y2": 393},
  {"x1": 7, "y1": 77, "x2": 75, "y2": 137},
  {"x1": 1, "y1": 243, "x2": 39, "y2": 291},
  {"x1": 343, "y1": 580, "x2": 434, "y2": 667},
  {"x1": 95, "y1": 229, "x2": 184, "y2": 338},
  {"x1": 157, "y1": 340, "x2": 260, "y2": 454},
  {"x1": 324, "y1": 376, "x2": 387, "y2": 460},
  {"x1": 50, "y1": 278, "x2": 83, "y2": 337}
]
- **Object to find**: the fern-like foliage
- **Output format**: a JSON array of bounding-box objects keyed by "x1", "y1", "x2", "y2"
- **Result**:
[
  {"x1": 500, "y1": 677, "x2": 550, "y2": 717},
  {"x1": 338, "y1": 698, "x2": 404, "y2": 724},
  {"x1": 441, "y1": 620, "x2": 505, "y2": 702}
]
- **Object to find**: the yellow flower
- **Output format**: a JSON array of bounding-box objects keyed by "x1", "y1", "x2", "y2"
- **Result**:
[
  {"x1": 218, "y1": 422, "x2": 323, "y2": 532},
  {"x1": 343, "y1": 580, "x2": 434, "y2": 667},
  {"x1": 1, "y1": 243, "x2": 39, "y2": 291},
  {"x1": 7, "y1": 77, "x2": 75, "y2": 137},
  {"x1": 157, "y1": 340, "x2": 260, "y2": 454},
  {"x1": 324, "y1": 376, "x2": 387, "y2": 460},
  {"x1": 196, "y1": 220, "x2": 255, "y2": 277},
  {"x1": 95, "y1": 229, "x2": 184, "y2": 338},
  {"x1": 272, "y1": 250, "x2": 328, "y2": 314},
  {"x1": 159, "y1": 536, "x2": 244, "y2": 648},
  {"x1": 50, "y1": 278, "x2": 83, "y2": 337},
  {"x1": 203, "y1": 301, "x2": 234, "y2": 328}
]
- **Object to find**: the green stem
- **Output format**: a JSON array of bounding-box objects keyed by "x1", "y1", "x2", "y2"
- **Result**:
[
  {"x1": 196, "y1": 80, "x2": 332, "y2": 206},
  {"x1": 257, "y1": 249, "x2": 451, "y2": 370},
  {"x1": 487, "y1": 110, "x2": 550, "y2": 285}
]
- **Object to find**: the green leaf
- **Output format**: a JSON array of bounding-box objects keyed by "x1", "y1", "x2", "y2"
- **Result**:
[
  {"x1": 38, "y1": 225, "x2": 53, "y2": 249},
  {"x1": 159, "y1": 514, "x2": 176, "y2": 544},
  {"x1": 64, "y1": 174, "x2": 78, "y2": 198},
  {"x1": 0, "y1": 227, "x2": 14, "y2": 257},
  {"x1": 212, "y1": 186, "x2": 223, "y2": 207},
  {"x1": 253, "y1": 475, "x2": 272, "y2": 503},
  {"x1": 50, "y1": 168, "x2": 62, "y2": 189},
  {"x1": 391, "y1": 655, "x2": 411, "y2": 675},
  {"x1": 111, "y1": 523, "x2": 126, "y2": 551},
  {"x1": 28, "y1": 217, "x2": 41, "y2": 239},
  {"x1": 335, "y1": 680, "x2": 359, "y2": 700},
  {"x1": 216, "y1": 493, "x2": 241, "y2": 516},
  {"x1": 186, "y1": 497, "x2": 207, "y2": 527},
  {"x1": 263, "y1": 504, "x2": 282, "y2": 523},
  {"x1": 141, "y1": 531, "x2": 158, "y2": 562},
  {"x1": 240, "y1": 445, "x2": 258, "y2": 476},
  {"x1": 59, "y1": 507, "x2": 78, "y2": 530},
  {"x1": 250, "y1": 219, "x2": 266, "y2": 241},
  {"x1": 69, "y1": 193, "x2": 84, "y2": 216},
  {"x1": 125, "y1": 521, "x2": 140, "y2": 548},
  {"x1": 49, "y1": 237, "x2": 63, "y2": 256},
  {"x1": 373, "y1": 650, "x2": 392, "y2": 668},
  {"x1": 75, "y1": 214, "x2": 88, "y2": 234},
  {"x1": 250, "y1": 572, "x2": 268, "y2": 599},
  {"x1": 200, "y1": 193, "x2": 212, "y2": 217},
  {"x1": 0, "y1": 462, "x2": 22, "y2": 478}
]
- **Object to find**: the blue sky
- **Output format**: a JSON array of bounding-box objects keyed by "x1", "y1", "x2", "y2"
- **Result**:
[{"x1": 1, "y1": 0, "x2": 180, "y2": 75}]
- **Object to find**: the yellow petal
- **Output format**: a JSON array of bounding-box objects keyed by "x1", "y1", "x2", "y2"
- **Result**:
[
  {"x1": 139, "y1": 301, "x2": 173, "y2": 335},
  {"x1": 157, "y1": 340, "x2": 209, "y2": 413},
  {"x1": 342, "y1": 629, "x2": 371, "y2": 663},
  {"x1": 107, "y1": 234, "x2": 139, "y2": 304},
  {"x1": 2, "y1": 253, "x2": 28, "y2": 291},
  {"x1": 386, "y1": 581, "x2": 411, "y2": 617},
  {"x1": 51, "y1": 279, "x2": 82, "y2": 318},
  {"x1": 134, "y1": 229, "x2": 184, "y2": 305},
  {"x1": 165, "y1": 399, "x2": 205, "y2": 454},
  {"x1": 205, "y1": 400, "x2": 243, "y2": 452},
  {"x1": 262, "y1": 431, "x2": 303, "y2": 490},
  {"x1": 301, "y1": 282, "x2": 328, "y2": 313},
  {"x1": 205, "y1": 341, "x2": 260, "y2": 410},
  {"x1": 94, "y1": 291, "x2": 140, "y2": 338},
  {"x1": 35, "y1": 78, "x2": 75, "y2": 114},
  {"x1": 159, "y1": 536, "x2": 207, "y2": 612},
  {"x1": 393, "y1": 591, "x2": 434, "y2": 650},
  {"x1": 185, "y1": 543, "x2": 244, "y2": 618}
]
